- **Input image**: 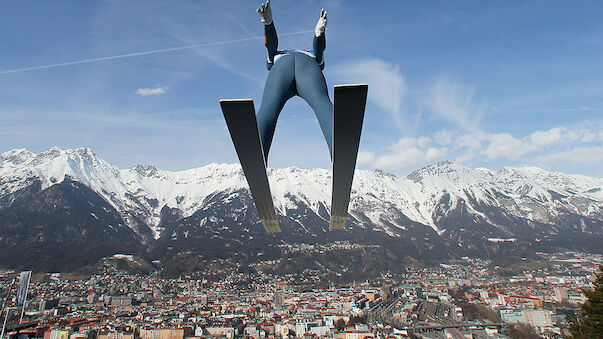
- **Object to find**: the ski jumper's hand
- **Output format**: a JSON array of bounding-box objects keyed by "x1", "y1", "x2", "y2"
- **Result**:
[
  {"x1": 315, "y1": 8, "x2": 327, "y2": 37},
  {"x1": 257, "y1": 0, "x2": 273, "y2": 25}
]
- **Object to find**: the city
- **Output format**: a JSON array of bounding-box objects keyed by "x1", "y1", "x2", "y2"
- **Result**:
[{"x1": 1, "y1": 251, "x2": 600, "y2": 338}]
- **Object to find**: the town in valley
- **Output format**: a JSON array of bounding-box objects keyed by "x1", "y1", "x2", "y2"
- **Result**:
[{"x1": 1, "y1": 250, "x2": 600, "y2": 339}]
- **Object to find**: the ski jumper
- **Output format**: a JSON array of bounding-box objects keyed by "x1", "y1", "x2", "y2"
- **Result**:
[{"x1": 256, "y1": 21, "x2": 333, "y2": 162}]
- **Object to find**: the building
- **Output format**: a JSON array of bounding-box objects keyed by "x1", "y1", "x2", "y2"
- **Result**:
[
  {"x1": 522, "y1": 309, "x2": 553, "y2": 328},
  {"x1": 274, "y1": 293, "x2": 284, "y2": 310},
  {"x1": 110, "y1": 297, "x2": 132, "y2": 307},
  {"x1": 139, "y1": 328, "x2": 185, "y2": 339},
  {"x1": 554, "y1": 288, "x2": 568, "y2": 302}
]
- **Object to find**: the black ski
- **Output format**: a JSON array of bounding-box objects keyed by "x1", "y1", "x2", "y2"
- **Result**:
[
  {"x1": 220, "y1": 99, "x2": 280, "y2": 233},
  {"x1": 330, "y1": 84, "x2": 368, "y2": 230}
]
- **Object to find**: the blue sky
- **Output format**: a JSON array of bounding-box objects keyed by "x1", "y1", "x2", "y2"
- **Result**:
[{"x1": 1, "y1": 1, "x2": 602, "y2": 177}]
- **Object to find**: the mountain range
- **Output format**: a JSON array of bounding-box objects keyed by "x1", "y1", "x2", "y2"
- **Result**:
[{"x1": 1, "y1": 147, "x2": 601, "y2": 277}]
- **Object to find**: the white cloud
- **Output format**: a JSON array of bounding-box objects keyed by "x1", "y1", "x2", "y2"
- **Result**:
[
  {"x1": 483, "y1": 133, "x2": 525, "y2": 160},
  {"x1": 136, "y1": 86, "x2": 169, "y2": 96},
  {"x1": 332, "y1": 58, "x2": 407, "y2": 127},
  {"x1": 580, "y1": 132, "x2": 598, "y2": 143},
  {"x1": 529, "y1": 127, "x2": 565, "y2": 148},
  {"x1": 358, "y1": 120, "x2": 602, "y2": 176},
  {"x1": 391, "y1": 136, "x2": 432, "y2": 150},
  {"x1": 439, "y1": 122, "x2": 603, "y2": 168},
  {"x1": 482, "y1": 127, "x2": 571, "y2": 161},
  {"x1": 426, "y1": 77, "x2": 484, "y2": 131},
  {"x1": 356, "y1": 151, "x2": 375, "y2": 166},
  {"x1": 533, "y1": 146, "x2": 603, "y2": 175},
  {"x1": 454, "y1": 152, "x2": 477, "y2": 163},
  {"x1": 434, "y1": 130, "x2": 454, "y2": 145},
  {"x1": 456, "y1": 133, "x2": 483, "y2": 151},
  {"x1": 427, "y1": 126, "x2": 578, "y2": 162},
  {"x1": 371, "y1": 137, "x2": 448, "y2": 172}
]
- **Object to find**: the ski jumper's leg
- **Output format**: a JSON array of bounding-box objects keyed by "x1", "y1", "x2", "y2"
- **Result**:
[
  {"x1": 294, "y1": 53, "x2": 333, "y2": 159},
  {"x1": 257, "y1": 55, "x2": 296, "y2": 162}
]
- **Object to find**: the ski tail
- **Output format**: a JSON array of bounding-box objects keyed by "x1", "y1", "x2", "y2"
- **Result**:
[
  {"x1": 330, "y1": 84, "x2": 368, "y2": 230},
  {"x1": 220, "y1": 99, "x2": 281, "y2": 233}
]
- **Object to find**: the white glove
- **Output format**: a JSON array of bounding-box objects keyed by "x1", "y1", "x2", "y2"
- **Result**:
[
  {"x1": 257, "y1": 0, "x2": 273, "y2": 25},
  {"x1": 315, "y1": 8, "x2": 327, "y2": 37}
]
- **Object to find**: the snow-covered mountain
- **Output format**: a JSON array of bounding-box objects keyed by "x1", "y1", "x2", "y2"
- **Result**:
[
  {"x1": 1, "y1": 147, "x2": 602, "y2": 241},
  {"x1": 2, "y1": 146, "x2": 602, "y2": 274}
]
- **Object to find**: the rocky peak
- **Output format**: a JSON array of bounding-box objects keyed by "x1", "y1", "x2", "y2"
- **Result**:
[
  {"x1": 134, "y1": 164, "x2": 159, "y2": 177},
  {"x1": 1, "y1": 148, "x2": 35, "y2": 165}
]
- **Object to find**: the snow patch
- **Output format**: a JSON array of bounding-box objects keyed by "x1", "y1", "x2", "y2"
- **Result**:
[{"x1": 487, "y1": 238, "x2": 517, "y2": 243}]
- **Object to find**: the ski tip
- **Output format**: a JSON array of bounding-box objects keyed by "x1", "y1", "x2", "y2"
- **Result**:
[
  {"x1": 334, "y1": 83, "x2": 368, "y2": 89},
  {"x1": 329, "y1": 215, "x2": 347, "y2": 230},
  {"x1": 262, "y1": 219, "x2": 281, "y2": 233},
  {"x1": 219, "y1": 98, "x2": 254, "y2": 103}
]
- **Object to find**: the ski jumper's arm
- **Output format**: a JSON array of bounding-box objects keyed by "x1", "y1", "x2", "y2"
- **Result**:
[
  {"x1": 313, "y1": 9, "x2": 327, "y2": 70},
  {"x1": 257, "y1": 1, "x2": 278, "y2": 70},
  {"x1": 265, "y1": 23, "x2": 278, "y2": 70}
]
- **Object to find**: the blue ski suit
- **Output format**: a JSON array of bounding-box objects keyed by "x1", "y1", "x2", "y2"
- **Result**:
[{"x1": 257, "y1": 22, "x2": 333, "y2": 162}]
